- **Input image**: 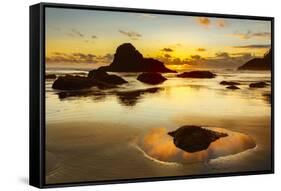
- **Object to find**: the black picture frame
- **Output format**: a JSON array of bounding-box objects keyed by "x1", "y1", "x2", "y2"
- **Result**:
[{"x1": 30, "y1": 2, "x2": 274, "y2": 189}]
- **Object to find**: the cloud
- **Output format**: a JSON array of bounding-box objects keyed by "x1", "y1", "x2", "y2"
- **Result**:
[
  {"x1": 46, "y1": 52, "x2": 114, "y2": 64},
  {"x1": 161, "y1": 48, "x2": 173, "y2": 52},
  {"x1": 119, "y1": 30, "x2": 142, "y2": 40},
  {"x1": 158, "y1": 50, "x2": 255, "y2": 69},
  {"x1": 217, "y1": 19, "x2": 227, "y2": 28},
  {"x1": 190, "y1": 55, "x2": 202, "y2": 60},
  {"x1": 197, "y1": 48, "x2": 206, "y2": 52},
  {"x1": 164, "y1": 54, "x2": 171, "y2": 58},
  {"x1": 215, "y1": 52, "x2": 230, "y2": 58},
  {"x1": 67, "y1": 29, "x2": 84, "y2": 38},
  {"x1": 230, "y1": 31, "x2": 270, "y2": 40},
  {"x1": 233, "y1": 44, "x2": 271, "y2": 49},
  {"x1": 91, "y1": 35, "x2": 97, "y2": 39},
  {"x1": 197, "y1": 17, "x2": 211, "y2": 27}
]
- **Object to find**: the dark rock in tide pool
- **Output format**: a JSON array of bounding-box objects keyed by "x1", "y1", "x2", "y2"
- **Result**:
[
  {"x1": 226, "y1": 85, "x2": 240, "y2": 90},
  {"x1": 177, "y1": 71, "x2": 216, "y2": 78},
  {"x1": 98, "y1": 43, "x2": 176, "y2": 73},
  {"x1": 168, "y1": 125, "x2": 228, "y2": 153},
  {"x1": 45, "y1": 74, "x2": 57, "y2": 79},
  {"x1": 249, "y1": 82, "x2": 268, "y2": 88},
  {"x1": 88, "y1": 69, "x2": 128, "y2": 85},
  {"x1": 52, "y1": 75, "x2": 97, "y2": 90},
  {"x1": 137, "y1": 72, "x2": 167, "y2": 85},
  {"x1": 220, "y1": 81, "x2": 240, "y2": 86}
]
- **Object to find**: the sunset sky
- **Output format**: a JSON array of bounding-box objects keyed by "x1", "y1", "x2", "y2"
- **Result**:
[{"x1": 45, "y1": 7, "x2": 271, "y2": 69}]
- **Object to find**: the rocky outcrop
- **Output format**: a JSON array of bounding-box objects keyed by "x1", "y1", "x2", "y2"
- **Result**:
[
  {"x1": 249, "y1": 82, "x2": 268, "y2": 88},
  {"x1": 226, "y1": 85, "x2": 240, "y2": 90},
  {"x1": 45, "y1": 74, "x2": 57, "y2": 79},
  {"x1": 52, "y1": 70, "x2": 127, "y2": 90},
  {"x1": 168, "y1": 126, "x2": 227, "y2": 153},
  {"x1": 137, "y1": 72, "x2": 167, "y2": 85},
  {"x1": 98, "y1": 43, "x2": 176, "y2": 73},
  {"x1": 220, "y1": 81, "x2": 240, "y2": 86},
  {"x1": 177, "y1": 71, "x2": 216, "y2": 78},
  {"x1": 52, "y1": 75, "x2": 97, "y2": 90},
  {"x1": 88, "y1": 69, "x2": 128, "y2": 85},
  {"x1": 238, "y1": 49, "x2": 272, "y2": 70}
]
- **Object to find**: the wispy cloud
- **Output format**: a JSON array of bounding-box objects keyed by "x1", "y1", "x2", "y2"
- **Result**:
[
  {"x1": 46, "y1": 52, "x2": 113, "y2": 64},
  {"x1": 230, "y1": 31, "x2": 270, "y2": 40},
  {"x1": 67, "y1": 29, "x2": 84, "y2": 38},
  {"x1": 91, "y1": 35, "x2": 97, "y2": 39},
  {"x1": 161, "y1": 48, "x2": 173, "y2": 52},
  {"x1": 196, "y1": 48, "x2": 206, "y2": 52},
  {"x1": 158, "y1": 50, "x2": 255, "y2": 68},
  {"x1": 197, "y1": 17, "x2": 211, "y2": 27},
  {"x1": 217, "y1": 19, "x2": 227, "y2": 28},
  {"x1": 118, "y1": 30, "x2": 142, "y2": 40},
  {"x1": 233, "y1": 44, "x2": 271, "y2": 49}
]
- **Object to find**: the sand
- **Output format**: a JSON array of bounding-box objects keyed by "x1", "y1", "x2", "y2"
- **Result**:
[{"x1": 46, "y1": 116, "x2": 271, "y2": 184}]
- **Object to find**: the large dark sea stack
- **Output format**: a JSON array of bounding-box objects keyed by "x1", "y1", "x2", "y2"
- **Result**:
[
  {"x1": 238, "y1": 49, "x2": 272, "y2": 70},
  {"x1": 98, "y1": 43, "x2": 176, "y2": 73},
  {"x1": 137, "y1": 72, "x2": 167, "y2": 85},
  {"x1": 168, "y1": 126, "x2": 227, "y2": 153},
  {"x1": 177, "y1": 71, "x2": 216, "y2": 78}
]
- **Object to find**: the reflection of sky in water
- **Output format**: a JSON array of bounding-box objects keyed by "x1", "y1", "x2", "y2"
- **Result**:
[
  {"x1": 46, "y1": 70, "x2": 271, "y2": 128},
  {"x1": 136, "y1": 127, "x2": 256, "y2": 164}
]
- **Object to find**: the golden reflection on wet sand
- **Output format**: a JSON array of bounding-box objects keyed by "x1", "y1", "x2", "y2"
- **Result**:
[{"x1": 137, "y1": 127, "x2": 256, "y2": 164}]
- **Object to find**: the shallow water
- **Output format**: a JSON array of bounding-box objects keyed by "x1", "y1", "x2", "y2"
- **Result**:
[
  {"x1": 45, "y1": 68, "x2": 272, "y2": 184},
  {"x1": 46, "y1": 69, "x2": 271, "y2": 126}
]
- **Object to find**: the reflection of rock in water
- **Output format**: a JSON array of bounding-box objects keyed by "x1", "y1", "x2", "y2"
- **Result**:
[
  {"x1": 116, "y1": 87, "x2": 163, "y2": 106},
  {"x1": 137, "y1": 127, "x2": 256, "y2": 164},
  {"x1": 56, "y1": 87, "x2": 163, "y2": 106},
  {"x1": 168, "y1": 126, "x2": 227, "y2": 153},
  {"x1": 262, "y1": 93, "x2": 271, "y2": 104},
  {"x1": 57, "y1": 91, "x2": 107, "y2": 102}
]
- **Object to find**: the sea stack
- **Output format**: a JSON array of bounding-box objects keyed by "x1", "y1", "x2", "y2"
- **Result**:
[{"x1": 98, "y1": 43, "x2": 176, "y2": 73}]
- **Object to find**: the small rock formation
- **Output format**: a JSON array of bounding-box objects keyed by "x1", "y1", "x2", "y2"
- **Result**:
[
  {"x1": 226, "y1": 85, "x2": 240, "y2": 90},
  {"x1": 45, "y1": 74, "x2": 57, "y2": 79},
  {"x1": 238, "y1": 49, "x2": 272, "y2": 70},
  {"x1": 137, "y1": 72, "x2": 167, "y2": 85},
  {"x1": 168, "y1": 125, "x2": 228, "y2": 153},
  {"x1": 177, "y1": 71, "x2": 216, "y2": 78},
  {"x1": 88, "y1": 69, "x2": 128, "y2": 85},
  {"x1": 220, "y1": 81, "x2": 240, "y2": 86},
  {"x1": 52, "y1": 75, "x2": 97, "y2": 90},
  {"x1": 249, "y1": 82, "x2": 268, "y2": 88},
  {"x1": 52, "y1": 70, "x2": 128, "y2": 90},
  {"x1": 98, "y1": 43, "x2": 176, "y2": 73}
]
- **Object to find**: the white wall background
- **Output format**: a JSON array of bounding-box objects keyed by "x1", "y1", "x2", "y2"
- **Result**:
[{"x1": 0, "y1": 0, "x2": 279, "y2": 190}]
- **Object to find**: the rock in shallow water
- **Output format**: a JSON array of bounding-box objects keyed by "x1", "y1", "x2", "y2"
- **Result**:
[
  {"x1": 168, "y1": 126, "x2": 228, "y2": 153},
  {"x1": 249, "y1": 81, "x2": 268, "y2": 88},
  {"x1": 220, "y1": 81, "x2": 240, "y2": 86},
  {"x1": 52, "y1": 75, "x2": 97, "y2": 90},
  {"x1": 226, "y1": 85, "x2": 240, "y2": 90},
  {"x1": 137, "y1": 72, "x2": 167, "y2": 85},
  {"x1": 45, "y1": 74, "x2": 57, "y2": 79},
  {"x1": 88, "y1": 69, "x2": 128, "y2": 85},
  {"x1": 177, "y1": 71, "x2": 216, "y2": 78}
]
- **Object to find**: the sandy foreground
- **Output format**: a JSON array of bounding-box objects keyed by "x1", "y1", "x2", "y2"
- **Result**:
[{"x1": 46, "y1": 115, "x2": 271, "y2": 184}]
